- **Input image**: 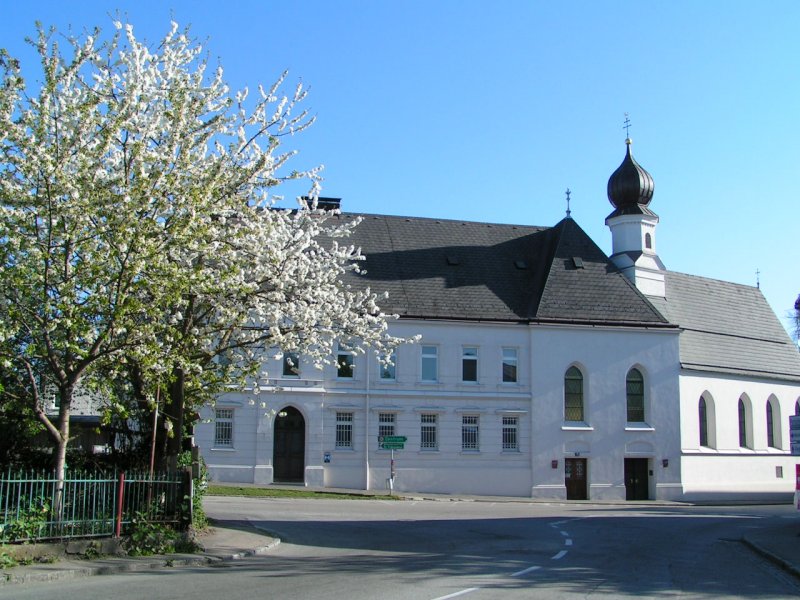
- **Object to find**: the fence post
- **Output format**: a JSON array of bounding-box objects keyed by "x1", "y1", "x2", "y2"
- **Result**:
[
  {"x1": 181, "y1": 468, "x2": 193, "y2": 530},
  {"x1": 114, "y1": 471, "x2": 125, "y2": 538}
]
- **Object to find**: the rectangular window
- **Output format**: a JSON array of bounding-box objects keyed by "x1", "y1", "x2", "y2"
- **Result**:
[
  {"x1": 421, "y1": 345, "x2": 438, "y2": 382},
  {"x1": 337, "y1": 343, "x2": 354, "y2": 378},
  {"x1": 378, "y1": 413, "x2": 396, "y2": 439},
  {"x1": 420, "y1": 414, "x2": 438, "y2": 450},
  {"x1": 282, "y1": 352, "x2": 300, "y2": 377},
  {"x1": 461, "y1": 415, "x2": 479, "y2": 451},
  {"x1": 379, "y1": 351, "x2": 396, "y2": 381},
  {"x1": 462, "y1": 347, "x2": 478, "y2": 382},
  {"x1": 502, "y1": 416, "x2": 519, "y2": 451},
  {"x1": 335, "y1": 412, "x2": 353, "y2": 449},
  {"x1": 502, "y1": 348, "x2": 518, "y2": 383},
  {"x1": 214, "y1": 408, "x2": 234, "y2": 447}
]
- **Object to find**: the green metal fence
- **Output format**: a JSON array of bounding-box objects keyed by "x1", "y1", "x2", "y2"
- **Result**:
[{"x1": 0, "y1": 469, "x2": 188, "y2": 543}]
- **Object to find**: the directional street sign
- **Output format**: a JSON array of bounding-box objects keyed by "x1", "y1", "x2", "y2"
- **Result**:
[
  {"x1": 379, "y1": 436, "x2": 407, "y2": 443},
  {"x1": 379, "y1": 435, "x2": 406, "y2": 450}
]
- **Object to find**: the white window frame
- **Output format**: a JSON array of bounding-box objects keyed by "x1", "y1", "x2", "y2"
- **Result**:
[
  {"x1": 335, "y1": 411, "x2": 354, "y2": 449},
  {"x1": 420, "y1": 413, "x2": 438, "y2": 451},
  {"x1": 461, "y1": 414, "x2": 480, "y2": 451},
  {"x1": 282, "y1": 352, "x2": 300, "y2": 378},
  {"x1": 462, "y1": 346, "x2": 478, "y2": 383},
  {"x1": 379, "y1": 351, "x2": 396, "y2": 381},
  {"x1": 214, "y1": 408, "x2": 234, "y2": 448},
  {"x1": 501, "y1": 348, "x2": 518, "y2": 383},
  {"x1": 421, "y1": 345, "x2": 438, "y2": 382},
  {"x1": 336, "y1": 342, "x2": 355, "y2": 379}
]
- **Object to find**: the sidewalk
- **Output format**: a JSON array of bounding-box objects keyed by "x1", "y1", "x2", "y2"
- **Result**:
[
  {"x1": 0, "y1": 522, "x2": 278, "y2": 587},
  {"x1": 2, "y1": 491, "x2": 799, "y2": 587}
]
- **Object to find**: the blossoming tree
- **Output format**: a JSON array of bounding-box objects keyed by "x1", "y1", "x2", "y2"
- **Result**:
[{"x1": 0, "y1": 22, "x2": 401, "y2": 484}]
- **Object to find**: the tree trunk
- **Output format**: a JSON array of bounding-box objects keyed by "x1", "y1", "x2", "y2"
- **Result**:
[
  {"x1": 52, "y1": 383, "x2": 73, "y2": 521},
  {"x1": 163, "y1": 366, "x2": 185, "y2": 471}
]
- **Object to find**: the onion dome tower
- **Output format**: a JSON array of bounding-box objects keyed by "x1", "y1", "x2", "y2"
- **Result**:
[{"x1": 605, "y1": 135, "x2": 666, "y2": 297}]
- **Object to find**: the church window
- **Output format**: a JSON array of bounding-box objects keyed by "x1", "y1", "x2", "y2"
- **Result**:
[
  {"x1": 699, "y1": 397, "x2": 708, "y2": 447},
  {"x1": 738, "y1": 398, "x2": 750, "y2": 449},
  {"x1": 766, "y1": 400, "x2": 776, "y2": 448},
  {"x1": 564, "y1": 366, "x2": 584, "y2": 422},
  {"x1": 645, "y1": 232, "x2": 652, "y2": 249},
  {"x1": 626, "y1": 368, "x2": 645, "y2": 422}
]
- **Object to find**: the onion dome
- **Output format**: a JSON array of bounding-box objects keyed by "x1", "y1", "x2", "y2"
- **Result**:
[{"x1": 607, "y1": 138, "x2": 655, "y2": 215}]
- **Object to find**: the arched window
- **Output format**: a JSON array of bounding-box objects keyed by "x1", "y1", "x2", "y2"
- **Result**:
[
  {"x1": 738, "y1": 398, "x2": 749, "y2": 448},
  {"x1": 795, "y1": 399, "x2": 800, "y2": 416},
  {"x1": 645, "y1": 233, "x2": 652, "y2": 249},
  {"x1": 626, "y1": 368, "x2": 645, "y2": 422},
  {"x1": 564, "y1": 366, "x2": 584, "y2": 422},
  {"x1": 699, "y1": 396, "x2": 708, "y2": 447},
  {"x1": 766, "y1": 400, "x2": 775, "y2": 448}
]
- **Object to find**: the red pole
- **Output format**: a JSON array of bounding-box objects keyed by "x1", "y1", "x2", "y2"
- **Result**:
[{"x1": 115, "y1": 471, "x2": 125, "y2": 538}]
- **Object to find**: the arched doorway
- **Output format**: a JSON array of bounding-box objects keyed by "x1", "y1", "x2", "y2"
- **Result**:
[{"x1": 273, "y1": 407, "x2": 305, "y2": 482}]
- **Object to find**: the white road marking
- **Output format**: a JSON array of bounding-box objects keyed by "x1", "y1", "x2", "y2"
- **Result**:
[
  {"x1": 565, "y1": 539, "x2": 573, "y2": 546},
  {"x1": 432, "y1": 587, "x2": 480, "y2": 600},
  {"x1": 511, "y1": 565, "x2": 541, "y2": 577},
  {"x1": 560, "y1": 530, "x2": 569, "y2": 537},
  {"x1": 551, "y1": 550, "x2": 568, "y2": 560}
]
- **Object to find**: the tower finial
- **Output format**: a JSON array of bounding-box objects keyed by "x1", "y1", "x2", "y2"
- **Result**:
[
  {"x1": 565, "y1": 188, "x2": 572, "y2": 218},
  {"x1": 623, "y1": 112, "x2": 632, "y2": 142},
  {"x1": 756, "y1": 268, "x2": 760, "y2": 289}
]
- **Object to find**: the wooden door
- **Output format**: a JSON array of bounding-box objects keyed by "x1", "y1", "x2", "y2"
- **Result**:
[
  {"x1": 273, "y1": 407, "x2": 305, "y2": 482},
  {"x1": 624, "y1": 458, "x2": 650, "y2": 500},
  {"x1": 565, "y1": 458, "x2": 587, "y2": 500}
]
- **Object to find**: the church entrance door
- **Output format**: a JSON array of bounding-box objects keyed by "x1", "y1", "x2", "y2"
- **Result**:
[
  {"x1": 624, "y1": 458, "x2": 650, "y2": 500},
  {"x1": 565, "y1": 458, "x2": 588, "y2": 500},
  {"x1": 273, "y1": 407, "x2": 305, "y2": 482}
]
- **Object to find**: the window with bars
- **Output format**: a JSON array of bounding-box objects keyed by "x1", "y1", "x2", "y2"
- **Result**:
[
  {"x1": 378, "y1": 413, "x2": 396, "y2": 439},
  {"x1": 462, "y1": 347, "x2": 478, "y2": 382},
  {"x1": 420, "y1": 414, "x2": 438, "y2": 450},
  {"x1": 564, "y1": 366, "x2": 584, "y2": 422},
  {"x1": 502, "y1": 348, "x2": 518, "y2": 383},
  {"x1": 335, "y1": 412, "x2": 353, "y2": 449},
  {"x1": 461, "y1": 415, "x2": 479, "y2": 451},
  {"x1": 421, "y1": 346, "x2": 438, "y2": 382},
  {"x1": 626, "y1": 368, "x2": 645, "y2": 422},
  {"x1": 502, "y1": 416, "x2": 519, "y2": 451},
  {"x1": 282, "y1": 352, "x2": 300, "y2": 377},
  {"x1": 214, "y1": 408, "x2": 234, "y2": 447}
]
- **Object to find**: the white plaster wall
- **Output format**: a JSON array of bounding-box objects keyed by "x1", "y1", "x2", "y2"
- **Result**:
[
  {"x1": 678, "y1": 371, "x2": 800, "y2": 500},
  {"x1": 530, "y1": 324, "x2": 682, "y2": 501}
]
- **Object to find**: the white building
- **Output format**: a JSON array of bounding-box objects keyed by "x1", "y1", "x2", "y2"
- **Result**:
[{"x1": 196, "y1": 140, "x2": 800, "y2": 501}]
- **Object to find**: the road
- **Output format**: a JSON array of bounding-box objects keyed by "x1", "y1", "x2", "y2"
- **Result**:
[{"x1": 4, "y1": 497, "x2": 800, "y2": 599}]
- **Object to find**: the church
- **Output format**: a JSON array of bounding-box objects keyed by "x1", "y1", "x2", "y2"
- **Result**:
[{"x1": 196, "y1": 139, "x2": 800, "y2": 501}]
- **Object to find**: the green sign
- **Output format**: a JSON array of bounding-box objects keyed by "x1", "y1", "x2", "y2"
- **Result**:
[
  {"x1": 381, "y1": 442, "x2": 405, "y2": 450},
  {"x1": 379, "y1": 436, "x2": 407, "y2": 443}
]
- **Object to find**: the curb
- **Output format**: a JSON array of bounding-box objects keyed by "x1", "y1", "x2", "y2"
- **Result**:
[{"x1": 742, "y1": 535, "x2": 800, "y2": 580}]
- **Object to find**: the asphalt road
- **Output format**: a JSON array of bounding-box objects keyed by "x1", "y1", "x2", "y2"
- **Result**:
[{"x1": 5, "y1": 497, "x2": 800, "y2": 599}]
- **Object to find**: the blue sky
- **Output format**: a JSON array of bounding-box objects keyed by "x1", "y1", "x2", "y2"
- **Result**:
[{"x1": 3, "y1": 1, "x2": 799, "y2": 335}]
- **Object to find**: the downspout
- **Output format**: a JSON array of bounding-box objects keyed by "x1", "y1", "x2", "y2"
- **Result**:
[{"x1": 365, "y1": 350, "x2": 371, "y2": 491}]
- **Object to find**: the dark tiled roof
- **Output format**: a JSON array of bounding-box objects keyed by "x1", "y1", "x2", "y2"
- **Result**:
[
  {"x1": 334, "y1": 213, "x2": 671, "y2": 327},
  {"x1": 647, "y1": 272, "x2": 800, "y2": 382}
]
